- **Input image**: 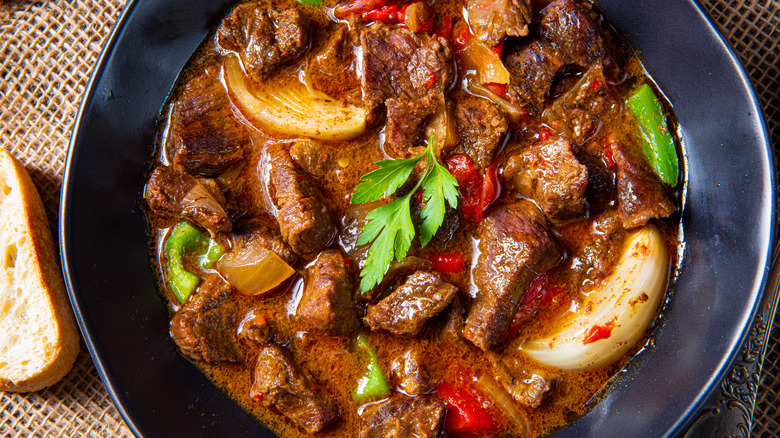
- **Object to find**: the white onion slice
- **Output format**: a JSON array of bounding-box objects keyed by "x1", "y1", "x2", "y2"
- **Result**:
[
  {"x1": 523, "y1": 224, "x2": 669, "y2": 371},
  {"x1": 224, "y1": 57, "x2": 367, "y2": 142}
]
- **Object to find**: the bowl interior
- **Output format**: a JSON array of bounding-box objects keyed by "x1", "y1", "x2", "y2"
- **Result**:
[{"x1": 60, "y1": 0, "x2": 774, "y2": 437}]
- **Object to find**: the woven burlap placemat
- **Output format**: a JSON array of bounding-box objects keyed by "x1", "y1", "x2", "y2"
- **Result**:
[{"x1": 1, "y1": 0, "x2": 778, "y2": 436}]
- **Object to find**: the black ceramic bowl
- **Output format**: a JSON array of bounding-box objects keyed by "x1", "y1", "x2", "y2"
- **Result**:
[{"x1": 60, "y1": 0, "x2": 774, "y2": 436}]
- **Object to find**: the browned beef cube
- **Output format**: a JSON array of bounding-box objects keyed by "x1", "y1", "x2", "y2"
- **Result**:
[
  {"x1": 265, "y1": 143, "x2": 336, "y2": 257},
  {"x1": 491, "y1": 357, "x2": 556, "y2": 408},
  {"x1": 505, "y1": 40, "x2": 563, "y2": 112},
  {"x1": 545, "y1": 65, "x2": 617, "y2": 144},
  {"x1": 296, "y1": 250, "x2": 359, "y2": 337},
  {"x1": 168, "y1": 67, "x2": 248, "y2": 175},
  {"x1": 361, "y1": 25, "x2": 453, "y2": 157},
  {"x1": 466, "y1": 0, "x2": 532, "y2": 46},
  {"x1": 217, "y1": 4, "x2": 308, "y2": 80},
  {"x1": 238, "y1": 309, "x2": 272, "y2": 344},
  {"x1": 612, "y1": 142, "x2": 677, "y2": 228},
  {"x1": 565, "y1": 212, "x2": 625, "y2": 284},
  {"x1": 306, "y1": 25, "x2": 361, "y2": 104},
  {"x1": 231, "y1": 219, "x2": 296, "y2": 266},
  {"x1": 144, "y1": 166, "x2": 232, "y2": 232},
  {"x1": 505, "y1": 0, "x2": 613, "y2": 113},
  {"x1": 390, "y1": 347, "x2": 433, "y2": 396},
  {"x1": 539, "y1": 0, "x2": 610, "y2": 67},
  {"x1": 440, "y1": 296, "x2": 465, "y2": 344},
  {"x1": 170, "y1": 275, "x2": 241, "y2": 362},
  {"x1": 464, "y1": 201, "x2": 563, "y2": 350},
  {"x1": 364, "y1": 271, "x2": 457, "y2": 336},
  {"x1": 453, "y1": 96, "x2": 508, "y2": 170},
  {"x1": 289, "y1": 138, "x2": 334, "y2": 179},
  {"x1": 251, "y1": 345, "x2": 339, "y2": 433},
  {"x1": 359, "y1": 395, "x2": 446, "y2": 438},
  {"x1": 505, "y1": 137, "x2": 589, "y2": 224}
]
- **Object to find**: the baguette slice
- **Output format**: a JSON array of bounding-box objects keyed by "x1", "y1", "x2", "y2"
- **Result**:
[{"x1": 0, "y1": 149, "x2": 79, "y2": 392}]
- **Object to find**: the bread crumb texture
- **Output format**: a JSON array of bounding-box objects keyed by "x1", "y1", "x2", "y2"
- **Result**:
[{"x1": 0, "y1": 150, "x2": 79, "y2": 392}]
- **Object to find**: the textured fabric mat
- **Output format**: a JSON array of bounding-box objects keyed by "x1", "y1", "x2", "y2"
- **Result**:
[{"x1": 0, "y1": 0, "x2": 778, "y2": 436}]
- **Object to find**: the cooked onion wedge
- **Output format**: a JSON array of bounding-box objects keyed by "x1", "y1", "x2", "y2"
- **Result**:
[
  {"x1": 224, "y1": 57, "x2": 367, "y2": 141},
  {"x1": 523, "y1": 225, "x2": 669, "y2": 371}
]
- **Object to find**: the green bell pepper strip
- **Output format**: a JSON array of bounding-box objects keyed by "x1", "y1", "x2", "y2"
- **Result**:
[
  {"x1": 165, "y1": 221, "x2": 226, "y2": 303},
  {"x1": 626, "y1": 83, "x2": 679, "y2": 186},
  {"x1": 297, "y1": 0, "x2": 323, "y2": 8},
  {"x1": 353, "y1": 333, "x2": 390, "y2": 402}
]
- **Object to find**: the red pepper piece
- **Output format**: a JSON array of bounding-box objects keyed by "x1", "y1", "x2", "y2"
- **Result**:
[
  {"x1": 486, "y1": 83, "x2": 506, "y2": 97},
  {"x1": 583, "y1": 321, "x2": 616, "y2": 344},
  {"x1": 539, "y1": 127, "x2": 552, "y2": 142},
  {"x1": 430, "y1": 253, "x2": 465, "y2": 274},
  {"x1": 452, "y1": 24, "x2": 473, "y2": 49},
  {"x1": 363, "y1": 4, "x2": 400, "y2": 23},
  {"x1": 424, "y1": 70, "x2": 437, "y2": 88},
  {"x1": 491, "y1": 40, "x2": 504, "y2": 57},
  {"x1": 447, "y1": 154, "x2": 482, "y2": 222},
  {"x1": 334, "y1": 0, "x2": 395, "y2": 19},
  {"x1": 590, "y1": 77, "x2": 603, "y2": 92},
  {"x1": 602, "y1": 141, "x2": 615, "y2": 168},
  {"x1": 478, "y1": 163, "x2": 500, "y2": 218},
  {"x1": 436, "y1": 381, "x2": 498, "y2": 434}
]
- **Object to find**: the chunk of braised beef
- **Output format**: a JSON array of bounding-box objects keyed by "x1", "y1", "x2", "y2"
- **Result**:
[
  {"x1": 170, "y1": 274, "x2": 242, "y2": 362},
  {"x1": 296, "y1": 250, "x2": 360, "y2": 337},
  {"x1": 167, "y1": 66, "x2": 248, "y2": 175},
  {"x1": 306, "y1": 25, "x2": 361, "y2": 104},
  {"x1": 145, "y1": 166, "x2": 232, "y2": 232},
  {"x1": 544, "y1": 65, "x2": 617, "y2": 144},
  {"x1": 231, "y1": 219, "x2": 297, "y2": 266},
  {"x1": 464, "y1": 201, "x2": 563, "y2": 350},
  {"x1": 238, "y1": 308, "x2": 272, "y2": 344},
  {"x1": 364, "y1": 271, "x2": 457, "y2": 336},
  {"x1": 361, "y1": 25, "x2": 453, "y2": 157},
  {"x1": 466, "y1": 0, "x2": 532, "y2": 46},
  {"x1": 217, "y1": 4, "x2": 308, "y2": 80},
  {"x1": 453, "y1": 96, "x2": 508, "y2": 170},
  {"x1": 505, "y1": 0, "x2": 614, "y2": 113},
  {"x1": 390, "y1": 347, "x2": 434, "y2": 396},
  {"x1": 440, "y1": 296, "x2": 466, "y2": 344},
  {"x1": 251, "y1": 345, "x2": 339, "y2": 433},
  {"x1": 504, "y1": 137, "x2": 589, "y2": 224},
  {"x1": 491, "y1": 356, "x2": 557, "y2": 408},
  {"x1": 567, "y1": 212, "x2": 625, "y2": 284},
  {"x1": 265, "y1": 143, "x2": 336, "y2": 257},
  {"x1": 289, "y1": 138, "x2": 334, "y2": 179},
  {"x1": 612, "y1": 141, "x2": 677, "y2": 229},
  {"x1": 359, "y1": 394, "x2": 446, "y2": 438}
]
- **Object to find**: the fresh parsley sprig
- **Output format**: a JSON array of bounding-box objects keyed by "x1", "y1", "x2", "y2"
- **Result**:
[{"x1": 352, "y1": 136, "x2": 459, "y2": 293}]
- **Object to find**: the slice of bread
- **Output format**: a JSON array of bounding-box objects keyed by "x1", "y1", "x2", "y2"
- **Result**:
[{"x1": 0, "y1": 149, "x2": 79, "y2": 392}]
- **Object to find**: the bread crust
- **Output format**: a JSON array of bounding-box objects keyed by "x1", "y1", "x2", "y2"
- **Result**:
[{"x1": 0, "y1": 149, "x2": 80, "y2": 392}]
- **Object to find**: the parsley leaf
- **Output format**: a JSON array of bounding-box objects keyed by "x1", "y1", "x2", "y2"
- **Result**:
[
  {"x1": 419, "y1": 146, "x2": 459, "y2": 246},
  {"x1": 352, "y1": 137, "x2": 459, "y2": 292},
  {"x1": 351, "y1": 155, "x2": 422, "y2": 204}
]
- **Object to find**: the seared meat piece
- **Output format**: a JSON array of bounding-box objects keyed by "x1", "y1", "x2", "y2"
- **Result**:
[
  {"x1": 170, "y1": 275, "x2": 241, "y2": 362},
  {"x1": 364, "y1": 271, "x2": 457, "y2": 336},
  {"x1": 612, "y1": 142, "x2": 677, "y2": 229},
  {"x1": 306, "y1": 25, "x2": 361, "y2": 103},
  {"x1": 296, "y1": 250, "x2": 359, "y2": 337},
  {"x1": 217, "y1": 4, "x2": 308, "y2": 80},
  {"x1": 544, "y1": 65, "x2": 617, "y2": 144},
  {"x1": 361, "y1": 25, "x2": 453, "y2": 157},
  {"x1": 440, "y1": 296, "x2": 465, "y2": 344},
  {"x1": 390, "y1": 347, "x2": 433, "y2": 396},
  {"x1": 359, "y1": 395, "x2": 446, "y2": 438},
  {"x1": 145, "y1": 166, "x2": 231, "y2": 232},
  {"x1": 567, "y1": 212, "x2": 625, "y2": 284},
  {"x1": 466, "y1": 0, "x2": 532, "y2": 46},
  {"x1": 265, "y1": 144, "x2": 336, "y2": 257},
  {"x1": 231, "y1": 219, "x2": 297, "y2": 266},
  {"x1": 289, "y1": 138, "x2": 334, "y2": 179},
  {"x1": 464, "y1": 201, "x2": 563, "y2": 350},
  {"x1": 504, "y1": 137, "x2": 589, "y2": 224},
  {"x1": 454, "y1": 96, "x2": 508, "y2": 170},
  {"x1": 238, "y1": 309, "x2": 272, "y2": 344},
  {"x1": 168, "y1": 66, "x2": 248, "y2": 175},
  {"x1": 505, "y1": 0, "x2": 612, "y2": 112},
  {"x1": 491, "y1": 357, "x2": 556, "y2": 408},
  {"x1": 251, "y1": 345, "x2": 339, "y2": 433}
]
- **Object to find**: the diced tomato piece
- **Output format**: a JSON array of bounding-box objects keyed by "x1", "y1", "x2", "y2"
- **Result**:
[
  {"x1": 539, "y1": 127, "x2": 552, "y2": 142},
  {"x1": 430, "y1": 253, "x2": 465, "y2": 274},
  {"x1": 583, "y1": 322, "x2": 616, "y2": 344},
  {"x1": 453, "y1": 24, "x2": 473, "y2": 49},
  {"x1": 486, "y1": 83, "x2": 506, "y2": 97}
]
